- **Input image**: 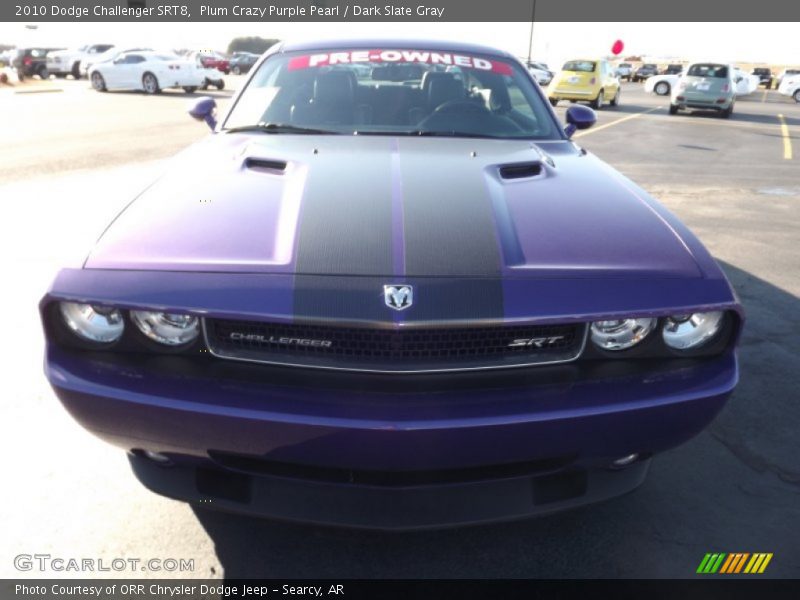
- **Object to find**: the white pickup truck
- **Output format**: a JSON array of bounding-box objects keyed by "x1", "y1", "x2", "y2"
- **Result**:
[{"x1": 46, "y1": 44, "x2": 114, "y2": 79}]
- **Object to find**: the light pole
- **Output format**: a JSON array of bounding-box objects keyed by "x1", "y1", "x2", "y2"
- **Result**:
[{"x1": 526, "y1": 0, "x2": 537, "y2": 63}]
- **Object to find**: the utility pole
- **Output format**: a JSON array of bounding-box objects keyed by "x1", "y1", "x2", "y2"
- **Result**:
[{"x1": 526, "y1": 0, "x2": 537, "y2": 63}]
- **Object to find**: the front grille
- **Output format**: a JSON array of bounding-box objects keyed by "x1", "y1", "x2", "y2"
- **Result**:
[{"x1": 204, "y1": 318, "x2": 586, "y2": 373}]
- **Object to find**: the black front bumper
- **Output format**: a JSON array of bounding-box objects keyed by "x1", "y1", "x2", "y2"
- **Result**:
[{"x1": 130, "y1": 454, "x2": 650, "y2": 530}]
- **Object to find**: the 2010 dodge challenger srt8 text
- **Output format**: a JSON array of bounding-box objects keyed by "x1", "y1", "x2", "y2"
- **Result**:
[{"x1": 41, "y1": 39, "x2": 742, "y2": 529}]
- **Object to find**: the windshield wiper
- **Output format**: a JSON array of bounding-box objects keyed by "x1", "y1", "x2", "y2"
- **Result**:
[
  {"x1": 225, "y1": 123, "x2": 339, "y2": 135},
  {"x1": 228, "y1": 125, "x2": 510, "y2": 139},
  {"x1": 408, "y1": 130, "x2": 506, "y2": 139},
  {"x1": 352, "y1": 130, "x2": 507, "y2": 139}
]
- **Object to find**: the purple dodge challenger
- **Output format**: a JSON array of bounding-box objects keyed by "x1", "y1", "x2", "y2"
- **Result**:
[{"x1": 41, "y1": 40, "x2": 742, "y2": 529}]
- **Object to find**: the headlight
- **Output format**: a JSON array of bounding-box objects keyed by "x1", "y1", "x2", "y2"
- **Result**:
[
  {"x1": 590, "y1": 318, "x2": 656, "y2": 351},
  {"x1": 59, "y1": 302, "x2": 124, "y2": 343},
  {"x1": 131, "y1": 310, "x2": 199, "y2": 346},
  {"x1": 662, "y1": 311, "x2": 724, "y2": 350}
]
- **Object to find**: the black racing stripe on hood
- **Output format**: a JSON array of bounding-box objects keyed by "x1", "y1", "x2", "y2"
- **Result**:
[
  {"x1": 399, "y1": 145, "x2": 504, "y2": 319},
  {"x1": 291, "y1": 276, "x2": 508, "y2": 324},
  {"x1": 292, "y1": 140, "x2": 505, "y2": 323},
  {"x1": 401, "y1": 278, "x2": 507, "y2": 322},
  {"x1": 401, "y1": 161, "x2": 504, "y2": 277},
  {"x1": 293, "y1": 150, "x2": 394, "y2": 276},
  {"x1": 293, "y1": 148, "x2": 394, "y2": 318},
  {"x1": 292, "y1": 276, "x2": 390, "y2": 323}
]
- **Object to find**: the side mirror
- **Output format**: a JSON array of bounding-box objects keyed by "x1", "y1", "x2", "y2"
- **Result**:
[
  {"x1": 564, "y1": 104, "x2": 596, "y2": 138},
  {"x1": 188, "y1": 96, "x2": 217, "y2": 131}
]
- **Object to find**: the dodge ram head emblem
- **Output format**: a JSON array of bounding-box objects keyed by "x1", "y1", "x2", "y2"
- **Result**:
[{"x1": 384, "y1": 285, "x2": 413, "y2": 311}]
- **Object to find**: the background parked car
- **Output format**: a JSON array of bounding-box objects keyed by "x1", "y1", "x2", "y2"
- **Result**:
[
  {"x1": 645, "y1": 71, "x2": 680, "y2": 96},
  {"x1": 777, "y1": 74, "x2": 800, "y2": 102},
  {"x1": 633, "y1": 63, "x2": 659, "y2": 82},
  {"x1": 12, "y1": 47, "x2": 63, "y2": 80},
  {"x1": 670, "y1": 62, "x2": 735, "y2": 118},
  {"x1": 187, "y1": 52, "x2": 226, "y2": 90},
  {"x1": 732, "y1": 67, "x2": 760, "y2": 95},
  {"x1": 46, "y1": 44, "x2": 113, "y2": 79},
  {"x1": 525, "y1": 60, "x2": 554, "y2": 86},
  {"x1": 89, "y1": 51, "x2": 206, "y2": 94},
  {"x1": 647, "y1": 65, "x2": 758, "y2": 97},
  {"x1": 80, "y1": 46, "x2": 153, "y2": 77},
  {"x1": 751, "y1": 67, "x2": 772, "y2": 87},
  {"x1": 0, "y1": 50, "x2": 13, "y2": 68},
  {"x1": 774, "y1": 68, "x2": 800, "y2": 90},
  {"x1": 548, "y1": 58, "x2": 620, "y2": 109},
  {"x1": 662, "y1": 64, "x2": 683, "y2": 75},
  {"x1": 615, "y1": 62, "x2": 633, "y2": 81},
  {"x1": 197, "y1": 51, "x2": 230, "y2": 74},
  {"x1": 229, "y1": 52, "x2": 259, "y2": 75}
]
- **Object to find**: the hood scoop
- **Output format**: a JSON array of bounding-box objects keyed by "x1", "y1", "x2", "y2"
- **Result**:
[
  {"x1": 498, "y1": 162, "x2": 542, "y2": 180},
  {"x1": 244, "y1": 157, "x2": 288, "y2": 173}
]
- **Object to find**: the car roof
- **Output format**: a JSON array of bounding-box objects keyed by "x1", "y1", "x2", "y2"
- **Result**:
[
  {"x1": 277, "y1": 38, "x2": 515, "y2": 60},
  {"x1": 107, "y1": 47, "x2": 149, "y2": 53},
  {"x1": 688, "y1": 61, "x2": 728, "y2": 66},
  {"x1": 122, "y1": 50, "x2": 169, "y2": 56}
]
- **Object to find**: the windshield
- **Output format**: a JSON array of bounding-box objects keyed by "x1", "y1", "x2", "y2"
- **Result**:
[
  {"x1": 223, "y1": 49, "x2": 560, "y2": 139},
  {"x1": 687, "y1": 64, "x2": 728, "y2": 78},
  {"x1": 562, "y1": 60, "x2": 595, "y2": 72}
]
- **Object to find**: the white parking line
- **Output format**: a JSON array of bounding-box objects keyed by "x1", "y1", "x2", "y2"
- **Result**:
[
  {"x1": 573, "y1": 107, "x2": 661, "y2": 138},
  {"x1": 778, "y1": 114, "x2": 793, "y2": 160}
]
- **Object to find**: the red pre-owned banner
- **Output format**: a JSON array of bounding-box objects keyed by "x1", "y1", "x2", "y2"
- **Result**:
[{"x1": 288, "y1": 50, "x2": 513, "y2": 75}]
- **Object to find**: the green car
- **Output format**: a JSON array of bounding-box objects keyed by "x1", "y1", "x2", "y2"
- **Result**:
[{"x1": 670, "y1": 63, "x2": 735, "y2": 118}]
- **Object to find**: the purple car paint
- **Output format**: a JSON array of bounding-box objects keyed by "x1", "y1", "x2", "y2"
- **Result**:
[{"x1": 41, "y1": 39, "x2": 742, "y2": 529}]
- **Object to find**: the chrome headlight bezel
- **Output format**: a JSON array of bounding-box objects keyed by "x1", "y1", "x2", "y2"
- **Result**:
[
  {"x1": 590, "y1": 318, "x2": 657, "y2": 351},
  {"x1": 662, "y1": 311, "x2": 726, "y2": 350},
  {"x1": 58, "y1": 301, "x2": 125, "y2": 344},
  {"x1": 130, "y1": 310, "x2": 200, "y2": 347}
]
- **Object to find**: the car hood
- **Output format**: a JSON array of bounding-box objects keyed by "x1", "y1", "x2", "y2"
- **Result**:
[{"x1": 85, "y1": 136, "x2": 703, "y2": 279}]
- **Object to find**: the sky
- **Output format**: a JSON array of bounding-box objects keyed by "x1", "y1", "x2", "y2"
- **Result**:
[{"x1": 0, "y1": 22, "x2": 797, "y2": 67}]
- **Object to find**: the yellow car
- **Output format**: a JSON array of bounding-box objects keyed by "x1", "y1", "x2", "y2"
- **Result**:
[{"x1": 547, "y1": 59, "x2": 621, "y2": 109}]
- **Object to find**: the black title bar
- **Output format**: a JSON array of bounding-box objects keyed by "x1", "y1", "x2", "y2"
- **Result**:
[
  {"x1": 4, "y1": 579, "x2": 800, "y2": 600},
  {"x1": 3, "y1": 0, "x2": 800, "y2": 22}
]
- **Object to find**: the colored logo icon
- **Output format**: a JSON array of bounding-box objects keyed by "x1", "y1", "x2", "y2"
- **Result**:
[{"x1": 697, "y1": 553, "x2": 773, "y2": 574}]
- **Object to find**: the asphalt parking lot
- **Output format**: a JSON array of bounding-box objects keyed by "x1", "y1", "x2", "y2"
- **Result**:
[{"x1": 1, "y1": 78, "x2": 798, "y2": 579}]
